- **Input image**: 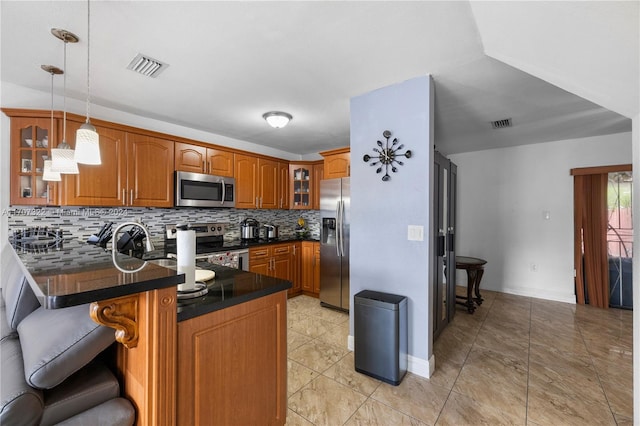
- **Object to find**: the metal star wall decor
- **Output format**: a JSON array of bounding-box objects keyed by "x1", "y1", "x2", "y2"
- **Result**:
[{"x1": 362, "y1": 130, "x2": 412, "y2": 181}]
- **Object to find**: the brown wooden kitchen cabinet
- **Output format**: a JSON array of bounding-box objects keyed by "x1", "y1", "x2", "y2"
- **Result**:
[
  {"x1": 278, "y1": 162, "x2": 290, "y2": 209},
  {"x1": 177, "y1": 291, "x2": 287, "y2": 426},
  {"x1": 320, "y1": 147, "x2": 350, "y2": 179},
  {"x1": 8, "y1": 116, "x2": 60, "y2": 206},
  {"x1": 290, "y1": 163, "x2": 312, "y2": 209},
  {"x1": 175, "y1": 142, "x2": 234, "y2": 177},
  {"x1": 63, "y1": 128, "x2": 174, "y2": 207},
  {"x1": 301, "y1": 241, "x2": 320, "y2": 296},
  {"x1": 249, "y1": 243, "x2": 301, "y2": 297},
  {"x1": 235, "y1": 153, "x2": 288, "y2": 209},
  {"x1": 62, "y1": 120, "x2": 127, "y2": 206},
  {"x1": 312, "y1": 162, "x2": 324, "y2": 209}
]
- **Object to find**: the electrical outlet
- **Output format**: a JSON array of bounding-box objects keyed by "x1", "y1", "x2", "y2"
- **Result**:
[{"x1": 407, "y1": 225, "x2": 424, "y2": 241}]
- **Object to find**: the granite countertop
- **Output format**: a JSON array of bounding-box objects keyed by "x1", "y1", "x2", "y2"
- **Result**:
[
  {"x1": 10, "y1": 239, "x2": 292, "y2": 318},
  {"x1": 10, "y1": 239, "x2": 184, "y2": 309},
  {"x1": 176, "y1": 261, "x2": 292, "y2": 322}
]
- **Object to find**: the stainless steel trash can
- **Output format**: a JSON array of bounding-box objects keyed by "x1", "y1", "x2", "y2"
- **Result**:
[{"x1": 354, "y1": 290, "x2": 407, "y2": 385}]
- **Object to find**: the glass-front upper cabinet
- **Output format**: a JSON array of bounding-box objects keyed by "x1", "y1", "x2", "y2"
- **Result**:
[
  {"x1": 289, "y1": 164, "x2": 312, "y2": 209},
  {"x1": 11, "y1": 117, "x2": 58, "y2": 206}
]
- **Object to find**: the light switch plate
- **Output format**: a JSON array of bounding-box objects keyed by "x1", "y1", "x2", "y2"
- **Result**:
[{"x1": 408, "y1": 225, "x2": 424, "y2": 241}]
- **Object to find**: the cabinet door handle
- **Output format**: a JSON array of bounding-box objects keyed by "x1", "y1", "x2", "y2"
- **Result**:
[
  {"x1": 122, "y1": 188, "x2": 126, "y2": 206},
  {"x1": 203, "y1": 160, "x2": 207, "y2": 173},
  {"x1": 130, "y1": 189, "x2": 134, "y2": 205},
  {"x1": 208, "y1": 161, "x2": 212, "y2": 174},
  {"x1": 293, "y1": 245, "x2": 296, "y2": 256},
  {"x1": 47, "y1": 184, "x2": 51, "y2": 204}
]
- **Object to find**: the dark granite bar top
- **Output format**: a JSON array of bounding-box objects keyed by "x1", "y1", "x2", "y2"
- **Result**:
[
  {"x1": 10, "y1": 240, "x2": 184, "y2": 309},
  {"x1": 176, "y1": 261, "x2": 292, "y2": 322}
]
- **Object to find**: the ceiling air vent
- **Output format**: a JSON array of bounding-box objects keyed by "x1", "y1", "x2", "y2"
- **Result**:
[
  {"x1": 491, "y1": 118, "x2": 512, "y2": 129},
  {"x1": 126, "y1": 54, "x2": 168, "y2": 78}
]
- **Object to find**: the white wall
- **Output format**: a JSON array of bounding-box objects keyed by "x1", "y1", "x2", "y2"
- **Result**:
[
  {"x1": 450, "y1": 132, "x2": 632, "y2": 303},
  {"x1": 350, "y1": 75, "x2": 434, "y2": 377}
]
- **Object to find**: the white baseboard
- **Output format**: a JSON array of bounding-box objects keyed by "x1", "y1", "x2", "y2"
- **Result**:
[
  {"x1": 501, "y1": 287, "x2": 576, "y2": 304},
  {"x1": 347, "y1": 335, "x2": 435, "y2": 379}
]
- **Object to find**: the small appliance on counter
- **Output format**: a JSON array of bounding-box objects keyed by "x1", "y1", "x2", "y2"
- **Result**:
[
  {"x1": 262, "y1": 224, "x2": 279, "y2": 240},
  {"x1": 240, "y1": 218, "x2": 260, "y2": 240},
  {"x1": 174, "y1": 224, "x2": 209, "y2": 300}
]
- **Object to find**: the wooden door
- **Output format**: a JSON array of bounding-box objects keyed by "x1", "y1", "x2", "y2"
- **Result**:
[
  {"x1": 278, "y1": 162, "x2": 289, "y2": 209},
  {"x1": 259, "y1": 158, "x2": 279, "y2": 209},
  {"x1": 63, "y1": 122, "x2": 127, "y2": 206},
  {"x1": 312, "y1": 163, "x2": 324, "y2": 209},
  {"x1": 175, "y1": 142, "x2": 206, "y2": 173},
  {"x1": 126, "y1": 134, "x2": 174, "y2": 207},
  {"x1": 234, "y1": 154, "x2": 259, "y2": 209},
  {"x1": 301, "y1": 242, "x2": 314, "y2": 293},
  {"x1": 10, "y1": 117, "x2": 58, "y2": 206},
  {"x1": 207, "y1": 148, "x2": 234, "y2": 177},
  {"x1": 313, "y1": 242, "x2": 321, "y2": 294},
  {"x1": 324, "y1": 153, "x2": 350, "y2": 179}
]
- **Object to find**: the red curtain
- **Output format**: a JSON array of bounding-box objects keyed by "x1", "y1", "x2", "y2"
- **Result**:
[{"x1": 573, "y1": 174, "x2": 609, "y2": 308}]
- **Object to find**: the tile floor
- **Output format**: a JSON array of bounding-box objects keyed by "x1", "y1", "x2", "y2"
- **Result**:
[{"x1": 285, "y1": 290, "x2": 633, "y2": 425}]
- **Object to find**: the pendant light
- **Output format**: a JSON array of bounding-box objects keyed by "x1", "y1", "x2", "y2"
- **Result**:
[
  {"x1": 50, "y1": 28, "x2": 79, "y2": 174},
  {"x1": 75, "y1": 0, "x2": 101, "y2": 165},
  {"x1": 41, "y1": 65, "x2": 63, "y2": 182}
]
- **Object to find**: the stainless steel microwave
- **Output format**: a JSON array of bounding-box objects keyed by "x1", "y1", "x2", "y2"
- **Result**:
[{"x1": 175, "y1": 171, "x2": 235, "y2": 208}]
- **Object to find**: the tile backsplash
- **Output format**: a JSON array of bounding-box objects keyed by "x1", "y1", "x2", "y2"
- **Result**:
[{"x1": 7, "y1": 206, "x2": 320, "y2": 246}]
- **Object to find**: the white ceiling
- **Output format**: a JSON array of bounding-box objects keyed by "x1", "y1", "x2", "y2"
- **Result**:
[{"x1": 1, "y1": 1, "x2": 637, "y2": 156}]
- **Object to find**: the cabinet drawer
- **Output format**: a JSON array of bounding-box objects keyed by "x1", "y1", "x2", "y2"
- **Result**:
[
  {"x1": 272, "y1": 245, "x2": 291, "y2": 256},
  {"x1": 249, "y1": 247, "x2": 271, "y2": 260}
]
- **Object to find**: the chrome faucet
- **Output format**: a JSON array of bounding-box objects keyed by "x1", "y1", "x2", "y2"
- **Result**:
[{"x1": 111, "y1": 221, "x2": 155, "y2": 254}]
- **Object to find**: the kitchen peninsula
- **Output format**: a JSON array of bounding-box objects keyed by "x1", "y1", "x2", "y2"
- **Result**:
[{"x1": 10, "y1": 239, "x2": 291, "y2": 426}]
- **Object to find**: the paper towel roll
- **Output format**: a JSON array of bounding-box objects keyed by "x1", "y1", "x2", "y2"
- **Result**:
[{"x1": 177, "y1": 228, "x2": 196, "y2": 292}]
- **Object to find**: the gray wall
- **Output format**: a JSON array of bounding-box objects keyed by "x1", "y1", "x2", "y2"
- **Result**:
[{"x1": 350, "y1": 75, "x2": 434, "y2": 376}]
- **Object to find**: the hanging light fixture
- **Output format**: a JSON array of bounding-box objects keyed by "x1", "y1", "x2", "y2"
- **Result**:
[
  {"x1": 50, "y1": 28, "x2": 79, "y2": 174},
  {"x1": 41, "y1": 65, "x2": 63, "y2": 182},
  {"x1": 75, "y1": 0, "x2": 101, "y2": 165},
  {"x1": 263, "y1": 111, "x2": 293, "y2": 129}
]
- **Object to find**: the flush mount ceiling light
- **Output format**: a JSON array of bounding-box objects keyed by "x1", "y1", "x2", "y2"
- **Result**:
[
  {"x1": 50, "y1": 28, "x2": 79, "y2": 174},
  {"x1": 74, "y1": 0, "x2": 101, "y2": 165},
  {"x1": 263, "y1": 111, "x2": 293, "y2": 129}
]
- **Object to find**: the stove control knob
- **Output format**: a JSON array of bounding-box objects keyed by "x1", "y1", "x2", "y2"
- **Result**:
[
  {"x1": 210, "y1": 226, "x2": 215, "y2": 232},
  {"x1": 217, "y1": 226, "x2": 222, "y2": 232}
]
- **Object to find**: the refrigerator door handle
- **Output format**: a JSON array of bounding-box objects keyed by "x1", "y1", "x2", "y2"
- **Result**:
[
  {"x1": 337, "y1": 200, "x2": 342, "y2": 257},
  {"x1": 339, "y1": 200, "x2": 345, "y2": 257}
]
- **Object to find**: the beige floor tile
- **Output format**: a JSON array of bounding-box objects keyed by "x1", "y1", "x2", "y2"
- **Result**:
[
  {"x1": 286, "y1": 408, "x2": 315, "y2": 425},
  {"x1": 474, "y1": 321, "x2": 529, "y2": 362},
  {"x1": 306, "y1": 303, "x2": 350, "y2": 324},
  {"x1": 288, "y1": 359, "x2": 319, "y2": 397},
  {"x1": 345, "y1": 398, "x2": 427, "y2": 426},
  {"x1": 528, "y1": 359, "x2": 608, "y2": 407},
  {"x1": 526, "y1": 380, "x2": 616, "y2": 426},
  {"x1": 427, "y1": 357, "x2": 463, "y2": 391},
  {"x1": 288, "y1": 328, "x2": 313, "y2": 353},
  {"x1": 323, "y1": 352, "x2": 381, "y2": 396},
  {"x1": 613, "y1": 413, "x2": 633, "y2": 426},
  {"x1": 600, "y1": 378, "x2": 633, "y2": 419},
  {"x1": 370, "y1": 373, "x2": 449, "y2": 425},
  {"x1": 316, "y1": 320, "x2": 350, "y2": 349},
  {"x1": 452, "y1": 347, "x2": 528, "y2": 421},
  {"x1": 289, "y1": 339, "x2": 349, "y2": 373},
  {"x1": 436, "y1": 390, "x2": 525, "y2": 425},
  {"x1": 288, "y1": 375, "x2": 367, "y2": 426},
  {"x1": 289, "y1": 314, "x2": 336, "y2": 339}
]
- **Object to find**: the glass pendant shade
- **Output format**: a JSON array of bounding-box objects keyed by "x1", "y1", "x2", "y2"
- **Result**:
[
  {"x1": 75, "y1": 121, "x2": 101, "y2": 164},
  {"x1": 51, "y1": 141, "x2": 79, "y2": 174},
  {"x1": 42, "y1": 156, "x2": 61, "y2": 182}
]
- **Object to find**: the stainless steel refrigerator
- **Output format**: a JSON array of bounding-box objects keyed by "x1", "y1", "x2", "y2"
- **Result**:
[{"x1": 320, "y1": 178, "x2": 350, "y2": 311}]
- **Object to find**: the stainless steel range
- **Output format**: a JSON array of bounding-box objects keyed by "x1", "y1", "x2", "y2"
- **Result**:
[{"x1": 164, "y1": 223, "x2": 249, "y2": 271}]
